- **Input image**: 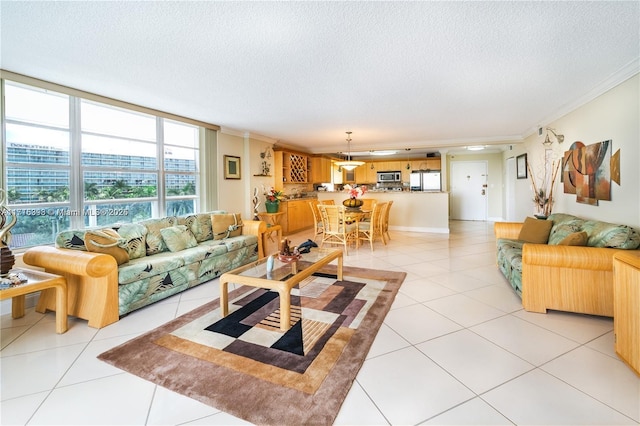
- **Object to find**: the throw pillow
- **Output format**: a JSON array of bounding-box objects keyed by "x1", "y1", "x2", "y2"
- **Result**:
[
  {"x1": 85, "y1": 228, "x2": 130, "y2": 265},
  {"x1": 558, "y1": 231, "x2": 588, "y2": 246},
  {"x1": 211, "y1": 213, "x2": 243, "y2": 240},
  {"x1": 160, "y1": 225, "x2": 198, "y2": 252},
  {"x1": 179, "y1": 213, "x2": 214, "y2": 242},
  {"x1": 116, "y1": 223, "x2": 148, "y2": 259},
  {"x1": 518, "y1": 216, "x2": 553, "y2": 244},
  {"x1": 139, "y1": 217, "x2": 178, "y2": 255}
]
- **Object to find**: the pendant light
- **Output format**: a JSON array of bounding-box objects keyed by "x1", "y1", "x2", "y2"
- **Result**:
[{"x1": 335, "y1": 131, "x2": 364, "y2": 171}]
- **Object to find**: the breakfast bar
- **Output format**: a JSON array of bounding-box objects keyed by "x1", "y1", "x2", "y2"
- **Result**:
[{"x1": 317, "y1": 191, "x2": 450, "y2": 234}]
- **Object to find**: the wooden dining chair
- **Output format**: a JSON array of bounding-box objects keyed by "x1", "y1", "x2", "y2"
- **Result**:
[
  {"x1": 308, "y1": 200, "x2": 323, "y2": 241},
  {"x1": 381, "y1": 200, "x2": 393, "y2": 243},
  {"x1": 360, "y1": 198, "x2": 377, "y2": 212},
  {"x1": 317, "y1": 204, "x2": 357, "y2": 254},
  {"x1": 357, "y1": 202, "x2": 387, "y2": 251},
  {"x1": 320, "y1": 200, "x2": 335, "y2": 205}
]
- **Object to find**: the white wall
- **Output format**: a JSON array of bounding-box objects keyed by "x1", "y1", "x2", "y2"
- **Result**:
[
  {"x1": 505, "y1": 73, "x2": 640, "y2": 228},
  {"x1": 216, "y1": 132, "x2": 247, "y2": 214},
  {"x1": 216, "y1": 132, "x2": 277, "y2": 218}
]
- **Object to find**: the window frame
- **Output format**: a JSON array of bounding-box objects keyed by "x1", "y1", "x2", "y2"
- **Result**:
[{"x1": 1, "y1": 78, "x2": 203, "y2": 250}]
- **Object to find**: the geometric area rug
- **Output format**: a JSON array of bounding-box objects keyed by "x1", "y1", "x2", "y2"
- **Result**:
[{"x1": 98, "y1": 264, "x2": 406, "y2": 425}]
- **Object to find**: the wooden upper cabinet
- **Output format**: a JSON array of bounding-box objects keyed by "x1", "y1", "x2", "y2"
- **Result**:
[
  {"x1": 285, "y1": 152, "x2": 308, "y2": 183},
  {"x1": 366, "y1": 162, "x2": 378, "y2": 183},
  {"x1": 309, "y1": 156, "x2": 332, "y2": 183},
  {"x1": 275, "y1": 150, "x2": 308, "y2": 185},
  {"x1": 274, "y1": 151, "x2": 284, "y2": 190},
  {"x1": 411, "y1": 157, "x2": 441, "y2": 171},
  {"x1": 354, "y1": 163, "x2": 368, "y2": 183},
  {"x1": 343, "y1": 168, "x2": 355, "y2": 184}
]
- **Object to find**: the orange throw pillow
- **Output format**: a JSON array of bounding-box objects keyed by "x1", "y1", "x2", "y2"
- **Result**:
[
  {"x1": 518, "y1": 217, "x2": 553, "y2": 244},
  {"x1": 558, "y1": 231, "x2": 588, "y2": 246},
  {"x1": 85, "y1": 228, "x2": 130, "y2": 265},
  {"x1": 211, "y1": 213, "x2": 243, "y2": 240}
]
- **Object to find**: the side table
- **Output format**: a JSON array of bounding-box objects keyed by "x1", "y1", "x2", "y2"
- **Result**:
[
  {"x1": 257, "y1": 212, "x2": 285, "y2": 227},
  {"x1": 613, "y1": 251, "x2": 640, "y2": 376},
  {"x1": 0, "y1": 269, "x2": 68, "y2": 333}
]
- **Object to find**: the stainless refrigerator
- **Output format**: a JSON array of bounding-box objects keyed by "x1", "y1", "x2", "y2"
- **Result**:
[{"x1": 410, "y1": 171, "x2": 441, "y2": 191}]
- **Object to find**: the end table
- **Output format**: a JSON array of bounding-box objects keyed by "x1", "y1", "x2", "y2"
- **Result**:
[{"x1": 0, "y1": 269, "x2": 68, "y2": 333}]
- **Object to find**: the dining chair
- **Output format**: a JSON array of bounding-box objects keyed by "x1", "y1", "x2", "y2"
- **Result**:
[
  {"x1": 357, "y1": 202, "x2": 387, "y2": 251},
  {"x1": 308, "y1": 200, "x2": 323, "y2": 241},
  {"x1": 381, "y1": 200, "x2": 393, "y2": 243},
  {"x1": 360, "y1": 198, "x2": 377, "y2": 212},
  {"x1": 320, "y1": 200, "x2": 335, "y2": 205},
  {"x1": 317, "y1": 204, "x2": 358, "y2": 254}
]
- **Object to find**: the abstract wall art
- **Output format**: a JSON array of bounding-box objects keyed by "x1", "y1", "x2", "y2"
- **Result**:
[{"x1": 562, "y1": 140, "x2": 620, "y2": 205}]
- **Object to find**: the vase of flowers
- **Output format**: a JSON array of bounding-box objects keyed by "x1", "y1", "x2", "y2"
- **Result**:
[
  {"x1": 264, "y1": 187, "x2": 284, "y2": 213},
  {"x1": 342, "y1": 184, "x2": 366, "y2": 210}
]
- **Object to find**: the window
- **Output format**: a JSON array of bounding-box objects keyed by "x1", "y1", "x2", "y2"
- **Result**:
[{"x1": 3, "y1": 80, "x2": 201, "y2": 249}]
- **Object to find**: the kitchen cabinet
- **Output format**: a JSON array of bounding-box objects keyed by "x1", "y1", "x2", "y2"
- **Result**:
[
  {"x1": 332, "y1": 163, "x2": 343, "y2": 184},
  {"x1": 613, "y1": 251, "x2": 640, "y2": 376},
  {"x1": 343, "y1": 168, "x2": 355, "y2": 184},
  {"x1": 353, "y1": 162, "x2": 378, "y2": 184},
  {"x1": 280, "y1": 199, "x2": 315, "y2": 235},
  {"x1": 366, "y1": 162, "x2": 378, "y2": 183},
  {"x1": 411, "y1": 158, "x2": 441, "y2": 171},
  {"x1": 309, "y1": 157, "x2": 332, "y2": 183},
  {"x1": 355, "y1": 164, "x2": 368, "y2": 183},
  {"x1": 274, "y1": 150, "x2": 308, "y2": 189}
]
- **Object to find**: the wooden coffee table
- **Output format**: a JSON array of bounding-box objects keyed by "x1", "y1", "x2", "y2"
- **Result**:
[
  {"x1": 0, "y1": 269, "x2": 68, "y2": 333},
  {"x1": 219, "y1": 248, "x2": 343, "y2": 331}
]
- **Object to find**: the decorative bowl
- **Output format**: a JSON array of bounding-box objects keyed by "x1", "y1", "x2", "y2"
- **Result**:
[{"x1": 278, "y1": 254, "x2": 301, "y2": 263}]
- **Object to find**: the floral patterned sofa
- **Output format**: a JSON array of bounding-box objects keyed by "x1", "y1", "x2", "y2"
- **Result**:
[
  {"x1": 495, "y1": 213, "x2": 640, "y2": 317},
  {"x1": 23, "y1": 212, "x2": 266, "y2": 328}
]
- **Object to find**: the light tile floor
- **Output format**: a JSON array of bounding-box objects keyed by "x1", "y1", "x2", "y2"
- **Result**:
[{"x1": 1, "y1": 220, "x2": 639, "y2": 425}]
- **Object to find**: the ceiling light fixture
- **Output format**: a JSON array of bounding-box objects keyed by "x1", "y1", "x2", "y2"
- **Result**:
[
  {"x1": 543, "y1": 127, "x2": 564, "y2": 147},
  {"x1": 369, "y1": 150, "x2": 398, "y2": 156},
  {"x1": 467, "y1": 145, "x2": 485, "y2": 151},
  {"x1": 335, "y1": 131, "x2": 365, "y2": 171}
]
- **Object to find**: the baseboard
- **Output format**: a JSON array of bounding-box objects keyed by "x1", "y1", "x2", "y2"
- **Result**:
[{"x1": 390, "y1": 225, "x2": 450, "y2": 234}]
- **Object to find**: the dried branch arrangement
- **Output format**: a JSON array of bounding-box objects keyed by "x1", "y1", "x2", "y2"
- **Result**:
[{"x1": 527, "y1": 159, "x2": 561, "y2": 217}]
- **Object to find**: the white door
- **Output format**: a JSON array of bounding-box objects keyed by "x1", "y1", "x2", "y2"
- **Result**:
[{"x1": 450, "y1": 161, "x2": 488, "y2": 220}]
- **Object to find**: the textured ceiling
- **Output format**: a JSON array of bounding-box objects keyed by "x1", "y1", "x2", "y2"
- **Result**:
[{"x1": 1, "y1": 1, "x2": 638, "y2": 158}]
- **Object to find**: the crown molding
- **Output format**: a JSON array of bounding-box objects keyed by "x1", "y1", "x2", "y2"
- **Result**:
[{"x1": 523, "y1": 59, "x2": 640, "y2": 139}]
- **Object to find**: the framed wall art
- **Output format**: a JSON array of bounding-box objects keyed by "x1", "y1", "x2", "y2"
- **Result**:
[
  {"x1": 516, "y1": 154, "x2": 528, "y2": 179},
  {"x1": 224, "y1": 155, "x2": 241, "y2": 179}
]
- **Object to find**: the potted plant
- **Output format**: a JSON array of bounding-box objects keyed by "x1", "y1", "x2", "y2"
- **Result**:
[{"x1": 264, "y1": 187, "x2": 284, "y2": 213}]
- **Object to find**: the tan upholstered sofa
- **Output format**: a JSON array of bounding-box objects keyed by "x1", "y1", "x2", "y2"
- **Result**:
[
  {"x1": 23, "y1": 212, "x2": 266, "y2": 328},
  {"x1": 495, "y1": 213, "x2": 640, "y2": 317}
]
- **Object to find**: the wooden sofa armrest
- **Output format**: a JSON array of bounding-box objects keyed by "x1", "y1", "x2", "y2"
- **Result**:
[
  {"x1": 23, "y1": 246, "x2": 119, "y2": 328},
  {"x1": 494, "y1": 222, "x2": 523, "y2": 240},
  {"x1": 522, "y1": 244, "x2": 622, "y2": 271},
  {"x1": 242, "y1": 219, "x2": 267, "y2": 258},
  {"x1": 23, "y1": 245, "x2": 118, "y2": 277}
]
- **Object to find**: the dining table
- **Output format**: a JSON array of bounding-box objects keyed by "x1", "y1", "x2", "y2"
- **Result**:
[{"x1": 344, "y1": 209, "x2": 371, "y2": 225}]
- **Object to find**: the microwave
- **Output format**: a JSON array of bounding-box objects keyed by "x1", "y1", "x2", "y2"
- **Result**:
[{"x1": 377, "y1": 171, "x2": 402, "y2": 182}]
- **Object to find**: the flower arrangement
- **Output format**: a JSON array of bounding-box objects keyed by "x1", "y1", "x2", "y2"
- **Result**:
[
  {"x1": 343, "y1": 184, "x2": 367, "y2": 199},
  {"x1": 264, "y1": 187, "x2": 284, "y2": 203}
]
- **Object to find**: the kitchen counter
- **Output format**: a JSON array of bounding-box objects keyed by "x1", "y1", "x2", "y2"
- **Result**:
[
  {"x1": 317, "y1": 191, "x2": 449, "y2": 233},
  {"x1": 280, "y1": 196, "x2": 318, "y2": 201}
]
